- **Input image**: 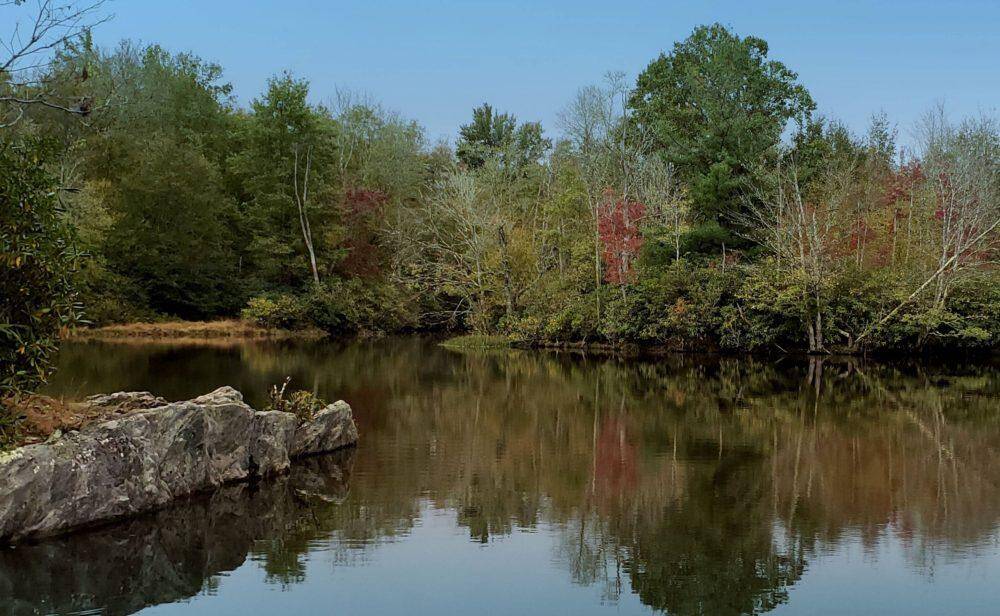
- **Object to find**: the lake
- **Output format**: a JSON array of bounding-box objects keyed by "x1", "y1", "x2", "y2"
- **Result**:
[{"x1": 2, "y1": 338, "x2": 998, "y2": 615}]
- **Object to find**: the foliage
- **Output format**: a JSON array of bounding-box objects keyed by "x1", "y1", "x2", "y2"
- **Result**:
[
  {"x1": 3, "y1": 15, "x2": 997, "y2": 361},
  {"x1": 104, "y1": 136, "x2": 241, "y2": 318},
  {"x1": 598, "y1": 191, "x2": 646, "y2": 285},
  {"x1": 229, "y1": 72, "x2": 338, "y2": 289},
  {"x1": 456, "y1": 103, "x2": 551, "y2": 171},
  {"x1": 0, "y1": 137, "x2": 83, "y2": 395},
  {"x1": 0, "y1": 397, "x2": 23, "y2": 451},
  {"x1": 265, "y1": 377, "x2": 326, "y2": 422},
  {"x1": 630, "y1": 23, "x2": 814, "y2": 236},
  {"x1": 242, "y1": 294, "x2": 309, "y2": 331},
  {"x1": 243, "y1": 279, "x2": 416, "y2": 335}
]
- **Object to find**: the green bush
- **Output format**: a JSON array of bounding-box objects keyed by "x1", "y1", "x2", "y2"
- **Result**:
[
  {"x1": 265, "y1": 377, "x2": 326, "y2": 422},
  {"x1": 880, "y1": 272, "x2": 1000, "y2": 351},
  {"x1": 241, "y1": 294, "x2": 308, "y2": 330},
  {"x1": 504, "y1": 274, "x2": 599, "y2": 343},
  {"x1": 1, "y1": 137, "x2": 84, "y2": 395},
  {"x1": 242, "y1": 278, "x2": 418, "y2": 335},
  {"x1": 601, "y1": 262, "x2": 728, "y2": 347},
  {"x1": 0, "y1": 398, "x2": 22, "y2": 451}
]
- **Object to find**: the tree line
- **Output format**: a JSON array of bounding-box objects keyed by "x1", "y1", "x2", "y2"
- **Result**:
[{"x1": 2, "y1": 3, "x2": 998, "y2": 394}]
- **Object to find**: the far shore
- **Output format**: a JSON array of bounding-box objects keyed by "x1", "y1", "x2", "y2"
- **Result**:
[{"x1": 67, "y1": 320, "x2": 327, "y2": 342}]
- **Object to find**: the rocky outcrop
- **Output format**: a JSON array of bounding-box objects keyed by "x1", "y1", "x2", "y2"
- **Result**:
[
  {"x1": 0, "y1": 387, "x2": 358, "y2": 543},
  {"x1": 0, "y1": 451, "x2": 354, "y2": 615},
  {"x1": 291, "y1": 400, "x2": 358, "y2": 456}
]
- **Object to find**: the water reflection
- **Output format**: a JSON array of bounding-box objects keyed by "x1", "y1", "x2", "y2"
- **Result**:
[
  {"x1": 5, "y1": 339, "x2": 998, "y2": 615},
  {"x1": 0, "y1": 451, "x2": 354, "y2": 615}
]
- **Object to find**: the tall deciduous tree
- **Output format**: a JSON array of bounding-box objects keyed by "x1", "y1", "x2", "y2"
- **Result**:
[
  {"x1": 230, "y1": 73, "x2": 337, "y2": 289},
  {"x1": 66, "y1": 43, "x2": 241, "y2": 319},
  {"x1": 104, "y1": 136, "x2": 239, "y2": 318}
]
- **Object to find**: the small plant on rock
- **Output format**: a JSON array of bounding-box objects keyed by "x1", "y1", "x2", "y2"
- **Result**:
[{"x1": 266, "y1": 377, "x2": 325, "y2": 422}]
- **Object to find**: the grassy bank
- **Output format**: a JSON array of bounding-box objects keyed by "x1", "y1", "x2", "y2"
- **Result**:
[
  {"x1": 440, "y1": 334, "x2": 512, "y2": 350},
  {"x1": 69, "y1": 320, "x2": 326, "y2": 342}
]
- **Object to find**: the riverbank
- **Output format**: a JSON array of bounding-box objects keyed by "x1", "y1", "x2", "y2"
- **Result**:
[
  {"x1": 438, "y1": 334, "x2": 999, "y2": 360},
  {"x1": 69, "y1": 320, "x2": 326, "y2": 342}
]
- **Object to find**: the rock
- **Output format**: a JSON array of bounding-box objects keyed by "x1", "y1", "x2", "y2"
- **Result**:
[
  {"x1": 84, "y1": 391, "x2": 168, "y2": 413},
  {"x1": 291, "y1": 401, "x2": 359, "y2": 457},
  {"x1": 0, "y1": 387, "x2": 358, "y2": 543},
  {"x1": 0, "y1": 451, "x2": 354, "y2": 615}
]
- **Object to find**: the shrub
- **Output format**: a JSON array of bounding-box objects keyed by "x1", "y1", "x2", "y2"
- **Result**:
[
  {"x1": 265, "y1": 377, "x2": 326, "y2": 422},
  {"x1": 601, "y1": 261, "x2": 726, "y2": 347},
  {"x1": 242, "y1": 278, "x2": 418, "y2": 335},
  {"x1": 241, "y1": 294, "x2": 308, "y2": 330},
  {"x1": 1, "y1": 137, "x2": 84, "y2": 395}
]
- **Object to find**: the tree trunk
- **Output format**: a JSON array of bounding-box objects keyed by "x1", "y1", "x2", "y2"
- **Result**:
[
  {"x1": 814, "y1": 311, "x2": 824, "y2": 353},
  {"x1": 294, "y1": 145, "x2": 320, "y2": 285},
  {"x1": 498, "y1": 227, "x2": 515, "y2": 319}
]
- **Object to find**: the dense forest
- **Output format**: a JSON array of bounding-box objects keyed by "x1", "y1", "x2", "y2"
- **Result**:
[{"x1": 2, "y1": 2, "x2": 999, "y2": 395}]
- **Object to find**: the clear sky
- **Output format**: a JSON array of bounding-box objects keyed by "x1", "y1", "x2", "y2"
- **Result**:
[{"x1": 86, "y1": 0, "x2": 998, "y2": 147}]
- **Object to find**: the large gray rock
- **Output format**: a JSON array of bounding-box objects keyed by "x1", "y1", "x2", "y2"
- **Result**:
[
  {"x1": 0, "y1": 387, "x2": 357, "y2": 543},
  {"x1": 0, "y1": 451, "x2": 354, "y2": 615},
  {"x1": 291, "y1": 400, "x2": 359, "y2": 457},
  {"x1": 84, "y1": 391, "x2": 168, "y2": 413}
]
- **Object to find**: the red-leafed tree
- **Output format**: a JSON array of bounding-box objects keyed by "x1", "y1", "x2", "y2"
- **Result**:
[
  {"x1": 337, "y1": 188, "x2": 388, "y2": 278},
  {"x1": 598, "y1": 189, "x2": 646, "y2": 285},
  {"x1": 882, "y1": 161, "x2": 924, "y2": 209},
  {"x1": 879, "y1": 160, "x2": 925, "y2": 264}
]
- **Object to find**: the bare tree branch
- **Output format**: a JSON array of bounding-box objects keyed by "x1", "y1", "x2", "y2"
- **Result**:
[{"x1": 1, "y1": 0, "x2": 109, "y2": 127}]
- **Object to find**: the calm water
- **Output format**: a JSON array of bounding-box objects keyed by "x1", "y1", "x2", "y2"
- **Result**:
[{"x1": 2, "y1": 338, "x2": 999, "y2": 615}]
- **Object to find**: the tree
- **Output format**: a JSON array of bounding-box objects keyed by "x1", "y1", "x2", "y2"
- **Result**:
[
  {"x1": 0, "y1": 0, "x2": 102, "y2": 398},
  {"x1": 329, "y1": 92, "x2": 428, "y2": 283},
  {"x1": 60, "y1": 43, "x2": 241, "y2": 319},
  {"x1": 639, "y1": 155, "x2": 686, "y2": 262},
  {"x1": 456, "y1": 102, "x2": 550, "y2": 171},
  {"x1": 598, "y1": 190, "x2": 646, "y2": 287},
  {"x1": 741, "y1": 153, "x2": 859, "y2": 353},
  {"x1": 104, "y1": 137, "x2": 240, "y2": 318},
  {"x1": 230, "y1": 73, "x2": 337, "y2": 289},
  {"x1": 631, "y1": 23, "x2": 814, "y2": 244},
  {"x1": 560, "y1": 73, "x2": 655, "y2": 315},
  {"x1": 920, "y1": 109, "x2": 999, "y2": 310},
  {"x1": 852, "y1": 109, "x2": 1000, "y2": 349}
]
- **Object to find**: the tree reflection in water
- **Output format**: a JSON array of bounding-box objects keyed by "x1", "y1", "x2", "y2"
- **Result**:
[{"x1": 13, "y1": 339, "x2": 998, "y2": 615}]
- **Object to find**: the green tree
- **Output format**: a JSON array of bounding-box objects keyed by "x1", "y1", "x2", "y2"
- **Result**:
[
  {"x1": 456, "y1": 103, "x2": 550, "y2": 171},
  {"x1": 104, "y1": 136, "x2": 240, "y2": 318},
  {"x1": 47, "y1": 43, "x2": 242, "y2": 321},
  {"x1": 229, "y1": 73, "x2": 337, "y2": 289},
  {"x1": 631, "y1": 24, "x2": 814, "y2": 246}
]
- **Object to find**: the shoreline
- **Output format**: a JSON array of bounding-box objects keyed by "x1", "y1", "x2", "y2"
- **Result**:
[
  {"x1": 63, "y1": 322, "x2": 997, "y2": 360},
  {"x1": 67, "y1": 319, "x2": 326, "y2": 342}
]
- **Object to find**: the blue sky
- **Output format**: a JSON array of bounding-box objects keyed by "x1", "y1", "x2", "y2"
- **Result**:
[{"x1": 85, "y1": 0, "x2": 998, "y2": 147}]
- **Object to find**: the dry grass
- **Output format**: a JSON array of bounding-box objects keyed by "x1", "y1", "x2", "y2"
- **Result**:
[
  {"x1": 69, "y1": 320, "x2": 326, "y2": 342},
  {"x1": 440, "y1": 334, "x2": 512, "y2": 350},
  {"x1": 2, "y1": 392, "x2": 170, "y2": 449}
]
